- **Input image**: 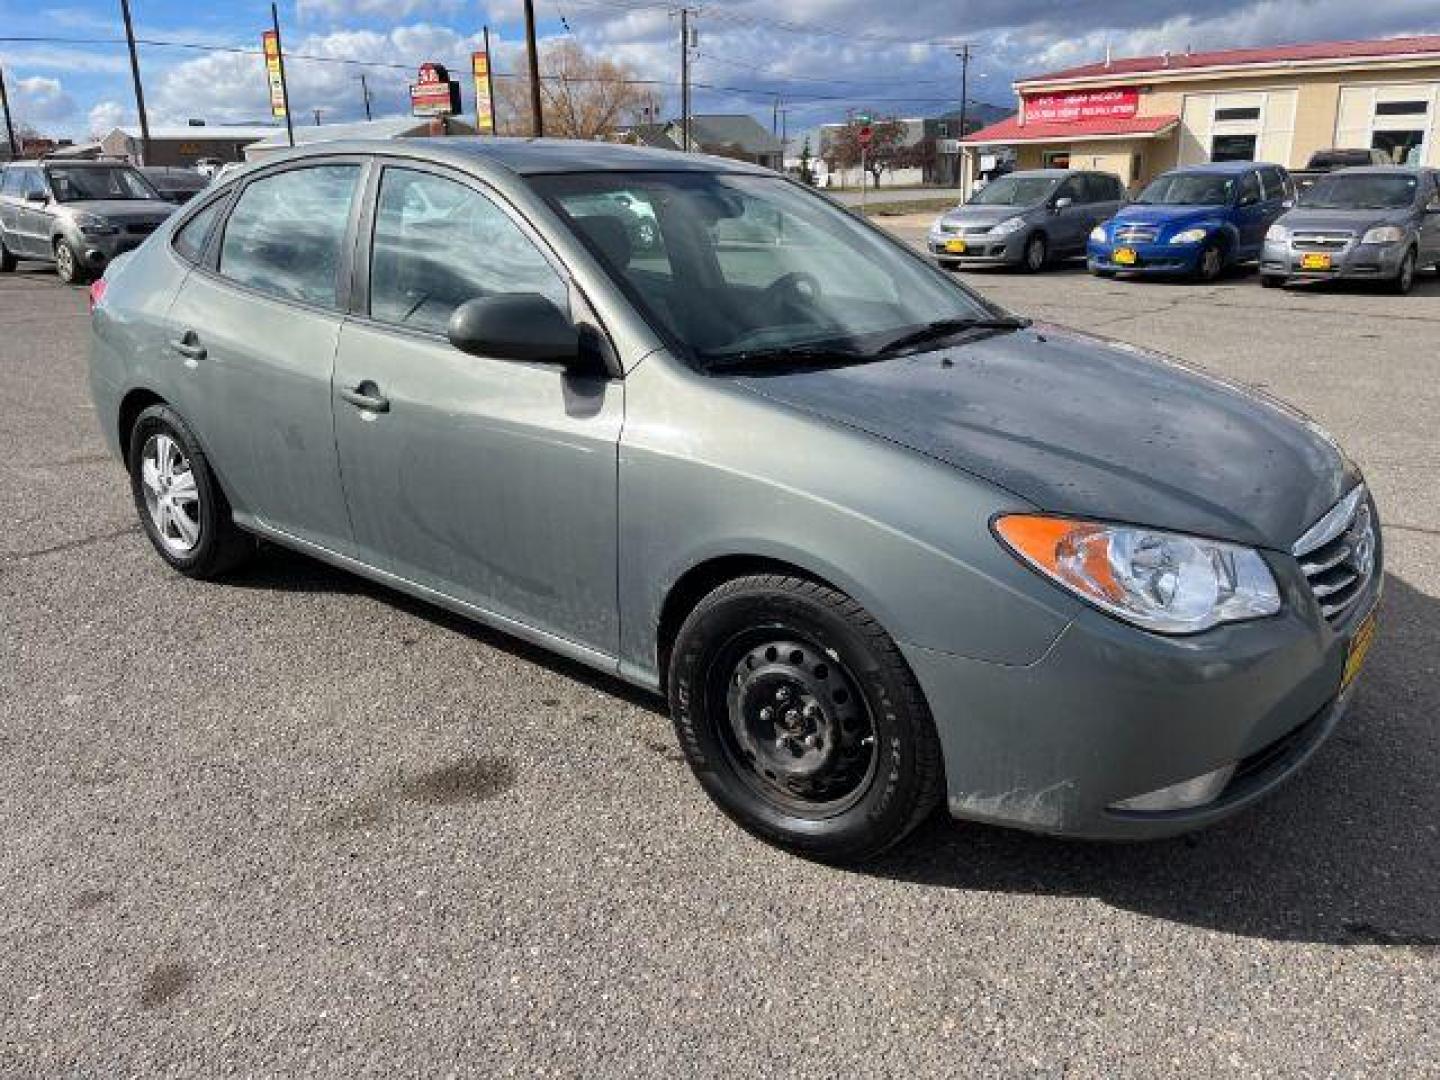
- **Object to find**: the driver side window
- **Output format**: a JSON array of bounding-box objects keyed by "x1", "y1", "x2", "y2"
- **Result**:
[
  {"x1": 1237, "y1": 171, "x2": 1261, "y2": 206},
  {"x1": 369, "y1": 168, "x2": 568, "y2": 335}
]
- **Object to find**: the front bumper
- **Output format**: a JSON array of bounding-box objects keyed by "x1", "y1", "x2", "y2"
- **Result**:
[
  {"x1": 929, "y1": 231, "x2": 1024, "y2": 265},
  {"x1": 1088, "y1": 240, "x2": 1202, "y2": 275},
  {"x1": 902, "y1": 537, "x2": 1382, "y2": 840},
  {"x1": 63, "y1": 227, "x2": 156, "y2": 269},
  {"x1": 1260, "y1": 238, "x2": 1409, "y2": 281}
]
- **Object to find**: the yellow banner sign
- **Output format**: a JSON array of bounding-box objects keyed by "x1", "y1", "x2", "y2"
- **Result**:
[
  {"x1": 472, "y1": 50, "x2": 494, "y2": 134},
  {"x1": 262, "y1": 30, "x2": 286, "y2": 119}
]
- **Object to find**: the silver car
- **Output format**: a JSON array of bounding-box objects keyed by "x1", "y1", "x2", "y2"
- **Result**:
[
  {"x1": 1261, "y1": 166, "x2": 1440, "y2": 292},
  {"x1": 89, "y1": 140, "x2": 1380, "y2": 860},
  {"x1": 927, "y1": 169, "x2": 1125, "y2": 271},
  {"x1": 0, "y1": 159, "x2": 174, "y2": 283}
]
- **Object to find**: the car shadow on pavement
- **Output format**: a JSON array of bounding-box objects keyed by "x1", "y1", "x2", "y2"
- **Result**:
[{"x1": 866, "y1": 570, "x2": 1440, "y2": 951}]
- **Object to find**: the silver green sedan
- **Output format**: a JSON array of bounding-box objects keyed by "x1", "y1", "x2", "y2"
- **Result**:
[{"x1": 88, "y1": 139, "x2": 1381, "y2": 860}]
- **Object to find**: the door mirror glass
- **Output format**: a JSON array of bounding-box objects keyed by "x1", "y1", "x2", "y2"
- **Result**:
[
  {"x1": 447, "y1": 293, "x2": 580, "y2": 365},
  {"x1": 1281, "y1": 199, "x2": 1294, "y2": 210},
  {"x1": 1053, "y1": 196, "x2": 1074, "y2": 210}
]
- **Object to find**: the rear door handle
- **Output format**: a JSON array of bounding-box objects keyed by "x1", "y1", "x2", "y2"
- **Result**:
[
  {"x1": 169, "y1": 333, "x2": 206, "y2": 361},
  {"x1": 339, "y1": 382, "x2": 390, "y2": 413}
]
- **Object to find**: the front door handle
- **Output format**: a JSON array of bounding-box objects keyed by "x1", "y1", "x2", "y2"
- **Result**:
[
  {"x1": 339, "y1": 382, "x2": 390, "y2": 413},
  {"x1": 169, "y1": 332, "x2": 206, "y2": 361}
]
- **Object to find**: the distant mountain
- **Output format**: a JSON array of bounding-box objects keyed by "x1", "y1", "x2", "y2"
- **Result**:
[{"x1": 933, "y1": 102, "x2": 1013, "y2": 134}]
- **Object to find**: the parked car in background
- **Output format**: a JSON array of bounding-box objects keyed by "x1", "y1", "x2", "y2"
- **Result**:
[
  {"x1": 928, "y1": 168, "x2": 1125, "y2": 272},
  {"x1": 1292, "y1": 148, "x2": 1394, "y2": 193},
  {"x1": 0, "y1": 159, "x2": 175, "y2": 283},
  {"x1": 1261, "y1": 166, "x2": 1440, "y2": 293},
  {"x1": 194, "y1": 157, "x2": 225, "y2": 179},
  {"x1": 140, "y1": 166, "x2": 210, "y2": 205},
  {"x1": 1088, "y1": 161, "x2": 1293, "y2": 281},
  {"x1": 89, "y1": 139, "x2": 1379, "y2": 860}
]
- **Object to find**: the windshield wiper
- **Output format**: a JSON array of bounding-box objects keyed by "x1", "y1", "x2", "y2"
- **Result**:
[
  {"x1": 704, "y1": 343, "x2": 877, "y2": 374},
  {"x1": 875, "y1": 315, "x2": 1030, "y2": 356}
]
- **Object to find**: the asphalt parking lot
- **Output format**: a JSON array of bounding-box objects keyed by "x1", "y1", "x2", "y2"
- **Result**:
[{"x1": 2, "y1": 243, "x2": 1438, "y2": 1076}]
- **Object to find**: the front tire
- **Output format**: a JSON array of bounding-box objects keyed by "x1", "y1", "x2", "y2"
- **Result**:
[
  {"x1": 0, "y1": 237, "x2": 15, "y2": 273},
  {"x1": 54, "y1": 238, "x2": 88, "y2": 285},
  {"x1": 1021, "y1": 233, "x2": 1048, "y2": 273},
  {"x1": 1195, "y1": 241, "x2": 1224, "y2": 283},
  {"x1": 1390, "y1": 248, "x2": 1417, "y2": 295},
  {"x1": 128, "y1": 404, "x2": 253, "y2": 579},
  {"x1": 1260, "y1": 274, "x2": 1284, "y2": 289},
  {"x1": 668, "y1": 574, "x2": 943, "y2": 862}
]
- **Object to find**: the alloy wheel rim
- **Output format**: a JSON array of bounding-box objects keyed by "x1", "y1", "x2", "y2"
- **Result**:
[
  {"x1": 718, "y1": 633, "x2": 877, "y2": 816},
  {"x1": 140, "y1": 433, "x2": 202, "y2": 555},
  {"x1": 1202, "y1": 247, "x2": 1221, "y2": 279},
  {"x1": 1400, "y1": 253, "x2": 1414, "y2": 291},
  {"x1": 57, "y1": 245, "x2": 74, "y2": 280},
  {"x1": 1027, "y1": 239, "x2": 1044, "y2": 270}
]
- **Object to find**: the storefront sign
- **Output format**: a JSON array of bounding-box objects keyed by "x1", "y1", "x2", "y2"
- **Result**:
[
  {"x1": 1025, "y1": 88, "x2": 1139, "y2": 124},
  {"x1": 471, "y1": 51, "x2": 495, "y2": 134},
  {"x1": 411, "y1": 61, "x2": 461, "y2": 118},
  {"x1": 262, "y1": 30, "x2": 287, "y2": 119}
]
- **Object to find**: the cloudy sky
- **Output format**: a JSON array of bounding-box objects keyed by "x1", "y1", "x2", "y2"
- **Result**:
[{"x1": 1, "y1": 0, "x2": 1438, "y2": 145}]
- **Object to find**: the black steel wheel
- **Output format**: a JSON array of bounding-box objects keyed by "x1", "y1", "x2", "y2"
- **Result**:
[
  {"x1": 668, "y1": 574, "x2": 943, "y2": 861},
  {"x1": 1022, "y1": 233, "x2": 1048, "y2": 272}
]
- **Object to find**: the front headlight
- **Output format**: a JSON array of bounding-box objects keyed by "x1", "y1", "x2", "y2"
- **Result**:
[
  {"x1": 995, "y1": 515, "x2": 1281, "y2": 635},
  {"x1": 1361, "y1": 225, "x2": 1405, "y2": 245},
  {"x1": 1170, "y1": 227, "x2": 1209, "y2": 245},
  {"x1": 1089, "y1": 225, "x2": 1107, "y2": 243},
  {"x1": 73, "y1": 213, "x2": 120, "y2": 236},
  {"x1": 990, "y1": 216, "x2": 1027, "y2": 236},
  {"x1": 1266, "y1": 223, "x2": 1290, "y2": 242}
]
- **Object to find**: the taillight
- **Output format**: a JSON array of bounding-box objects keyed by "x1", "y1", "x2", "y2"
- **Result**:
[{"x1": 88, "y1": 278, "x2": 108, "y2": 311}]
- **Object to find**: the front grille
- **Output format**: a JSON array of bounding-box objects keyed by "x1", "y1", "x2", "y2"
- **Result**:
[
  {"x1": 1292, "y1": 486, "x2": 1376, "y2": 624},
  {"x1": 1292, "y1": 231, "x2": 1353, "y2": 252},
  {"x1": 1114, "y1": 225, "x2": 1158, "y2": 244}
]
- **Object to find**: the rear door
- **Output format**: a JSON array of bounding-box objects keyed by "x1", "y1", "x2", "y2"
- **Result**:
[
  {"x1": 162, "y1": 158, "x2": 365, "y2": 553},
  {"x1": 1419, "y1": 171, "x2": 1440, "y2": 264},
  {"x1": 1082, "y1": 173, "x2": 1123, "y2": 233},
  {"x1": 331, "y1": 161, "x2": 623, "y2": 657}
]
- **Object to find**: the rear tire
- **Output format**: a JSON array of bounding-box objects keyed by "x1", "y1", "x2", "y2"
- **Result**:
[
  {"x1": 54, "y1": 238, "x2": 88, "y2": 285},
  {"x1": 667, "y1": 574, "x2": 944, "y2": 862},
  {"x1": 128, "y1": 404, "x2": 254, "y2": 579},
  {"x1": 1021, "y1": 233, "x2": 1048, "y2": 273}
]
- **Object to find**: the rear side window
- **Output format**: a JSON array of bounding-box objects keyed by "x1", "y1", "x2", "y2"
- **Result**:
[
  {"x1": 368, "y1": 167, "x2": 567, "y2": 334},
  {"x1": 172, "y1": 198, "x2": 224, "y2": 263},
  {"x1": 1237, "y1": 171, "x2": 1261, "y2": 205},
  {"x1": 219, "y1": 164, "x2": 360, "y2": 308}
]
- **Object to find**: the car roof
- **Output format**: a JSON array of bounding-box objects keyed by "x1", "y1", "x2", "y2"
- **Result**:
[
  {"x1": 1164, "y1": 160, "x2": 1273, "y2": 175},
  {"x1": 1324, "y1": 165, "x2": 1429, "y2": 176},
  {"x1": 248, "y1": 137, "x2": 776, "y2": 178}
]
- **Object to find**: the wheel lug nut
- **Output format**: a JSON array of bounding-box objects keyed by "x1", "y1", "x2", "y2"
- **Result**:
[
  {"x1": 775, "y1": 687, "x2": 792, "y2": 703},
  {"x1": 759, "y1": 707, "x2": 774, "y2": 723},
  {"x1": 805, "y1": 734, "x2": 821, "y2": 750}
]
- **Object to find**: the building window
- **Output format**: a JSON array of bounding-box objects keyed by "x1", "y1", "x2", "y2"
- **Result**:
[
  {"x1": 935, "y1": 122, "x2": 949, "y2": 137},
  {"x1": 1375, "y1": 100, "x2": 1428, "y2": 116},
  {"x1": 1043, "y1": 150, "x2": 1071, "y2": 168},
  {"x1": 1214, "y1": 106, "x2": 1261, "y2": 122},
  {"x1": 1211, "y1": 133, "x2": 1257, "y2": 162}
]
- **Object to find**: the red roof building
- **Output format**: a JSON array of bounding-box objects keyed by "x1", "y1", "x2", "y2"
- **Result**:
[{"x1": 958, "y1": 34, "x2": 1440, "y2": 192}]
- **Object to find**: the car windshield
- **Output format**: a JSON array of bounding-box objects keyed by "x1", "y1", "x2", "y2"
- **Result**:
[
  {"x1": 529, "y1": 171, "x2": 1000, "y2": 369},
  {"x1": 1135, "y1": 172, "x2": 1235, "y2": 206},
  {"x1": 966, "y1": 175, "x2": 1059, "y2": 206},
  {"x1": 1300, "y1": 172, "x2": 1418, "y2": 209},
  {"x1": 45, "y1": 165, "x2": 159, "y2": 202}
]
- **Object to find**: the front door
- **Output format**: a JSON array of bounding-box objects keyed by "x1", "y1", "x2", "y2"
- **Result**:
[
  {"x1": 332, "y1": 164, "x2": 623, "y2": 657},
  {"x1": 163, "y1": 160, "x2": 363, "y2": 553},
  {"x1": 1233, "y1": 170, "x2": 1269, "y2": 257},
  {"x1": 1049, "y1": 175, "x2": 1089, "y2": 253}
]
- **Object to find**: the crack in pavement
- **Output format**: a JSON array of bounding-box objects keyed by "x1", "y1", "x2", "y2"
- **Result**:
[{"x1": 0, "y1": 523, "x2": 140, "y2": 565}]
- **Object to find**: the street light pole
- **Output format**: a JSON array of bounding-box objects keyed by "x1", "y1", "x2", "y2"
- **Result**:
[
  {"x1": 523, "y1": 0, "x2": 544, "y2": 136},
  {"x1": 954, "y1": 43, "x2": 972, "y2": 189},
  {"x1": 271, "y1": 3, "x2": 295, "y2": 148},
  {"x1": 679, "y1": 8, "x2": 691, "y2": 151},
  {"x1": 118, "y1": 0, "x2": 151, "y2": 164}
]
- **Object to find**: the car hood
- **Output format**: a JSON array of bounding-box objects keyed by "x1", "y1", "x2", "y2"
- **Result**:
[
  {"x1": 938, "y1": 204, "x2": 1036, "y2": 229},
  {"x1": 1111, "y1": 203, "x2": 1225, "y2": 228},
  {"x1": 1279, "y1": 207, "x2": 1413, "y2": 233},
  {"x1": 58, "y1": 199, "x2": 174, "y2": 223},
  {"x1": 735, "y1": 325, "x2": 1354, "y2": 550}
]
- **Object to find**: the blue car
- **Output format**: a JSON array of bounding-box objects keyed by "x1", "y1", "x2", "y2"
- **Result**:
[{"x1": 1088, "y1": 161, "x2": 1295, "y2": 281}]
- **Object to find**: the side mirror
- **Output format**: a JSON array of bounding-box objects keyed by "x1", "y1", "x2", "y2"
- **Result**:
[
  {"x1": 1052, "y1": 196, "x2": 1074, "y2": 211},
  {"x1": 447, "y1": 294, "x2": 580, "y2": 366},
  {"x1": 1281, "y1": 199, "x2": 1295, "y2": 210},
  {"x1": 25, "y1": 190, "x2": 48, "y2": 204}
]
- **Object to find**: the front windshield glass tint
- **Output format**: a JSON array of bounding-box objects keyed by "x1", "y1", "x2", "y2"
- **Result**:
[
  {"x1": 1300, "y1": 173, "x2": 1418, "y2": 210},
  {"x1": 530, "y1": 171, "x2": 992, "y2": 367},
  {"x1": 46, "y1": 166, "x2": 158, "y2": 202},
  {"x1": 1136, "y1": 172, "x2": 1235, "y2": 206},
  {"x1": 967, "y1": 175, "x2": 1059, "y2": 206}
]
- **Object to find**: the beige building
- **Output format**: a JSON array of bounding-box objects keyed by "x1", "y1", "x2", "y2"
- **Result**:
[{"x1": 962, "y1": 34, "x2": 1440, "y2": 190}]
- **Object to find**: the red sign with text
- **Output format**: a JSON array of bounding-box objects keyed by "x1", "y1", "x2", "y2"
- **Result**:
[{"x1": 1025, "y1": 88, "x2": 1139, "y2": 124}]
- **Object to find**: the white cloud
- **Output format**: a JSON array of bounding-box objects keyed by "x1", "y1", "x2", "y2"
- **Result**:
[
  {"x1": 12, "y1": 76, "x2": 78, "y2": 124},
  {"x1": 88, "y1": 100, "x2": 129, "y2": 138}
]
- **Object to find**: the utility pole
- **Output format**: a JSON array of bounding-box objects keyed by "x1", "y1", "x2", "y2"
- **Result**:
[
  {"x1": 271, "y1": 3, "x2": 295, "y2": 147},
  {"x1": 523, "y1": 0, "x2": 543, "y2": 136},
  {"x1": 0, "y1": 65, "x2": 18, "y2": 160},
  {"x1": 118, "y1": 0, "x2": 151, "y2": 164},
  {"x1": 312, "y1": 107, "x2": 324, "y2": 126},
  {"x1": 679, "y1": 8, "x2": 692, "y2": 151},
  {"x1": 954, "y1": 43, "x2": 972, "y2": 189},
  {"x1": 358, "y1": 73, "x2": 372, "y2": 121}
]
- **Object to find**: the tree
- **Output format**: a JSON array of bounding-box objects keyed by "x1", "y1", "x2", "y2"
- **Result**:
[
  {"x1": 797, "y1": 137, "x2": 816, "y2": 185},
  {"x1": 827, "y1": 116, "x2": 909, "y2": 188},
  {"x1": 497, "y1": 40, "x2": 660, "y2": 140}
]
